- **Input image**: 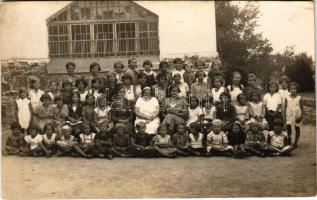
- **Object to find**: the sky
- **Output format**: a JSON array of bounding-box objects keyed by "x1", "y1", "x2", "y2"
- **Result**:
[{"x1": 0, "y1": 1, "x2": 315, "y2": 60}]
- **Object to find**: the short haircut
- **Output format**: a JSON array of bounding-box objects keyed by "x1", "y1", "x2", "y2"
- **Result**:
[
  {"x1": 90, "y1": 62, "x2": 101, "y2": 72},
  {"x1": 40, "y1": 93, "x2": 51, "y2": 102},
  {"x1": 44, "y1": 123, "x2": 53, "y2": 132},
  {"x1": 49, "y1": 80, "x2": 59, "y2": 86},
  {"x1": 195, "y1": 70, "x2": 206, "y2": 79},
  {"x1": 66, "y1": 62, "x2": 76, "y2": 69},
  {"x1": 136, "y1": 122, "x2": 146, "y2": 130},
  {"x1": 143, "y1": 60, "x2": 152, "y2": 68},
  {"x1": 156, "y1": 73, "x2": 168, "y2": 81},
  {"x1": 279, "y1": 75, "x2": 290, "y2": 84},
  {"x1": 121, "y1": 73, "x2": 133, "y2": 81},
  {"x1": 114, "y1": 61, "x2": 124, "y2": 69},
  {"x1": 168, "y1": 84, "x2": 181, "y2": 95},
  {"x1": 173, "y1": 58, "x2": 182, "y2": 64},
  {"x1": 266, "y1": 80, "x2": 279, "y2": 93},
  {"x1": 289, "y1": 82, "x2": 300, "y2": 92},
  {"x1": 62, "y1": 80, "x2": 73, "y2": 89},
  {"x1": 75, "y1": 78, "x2": 88, "y2": 88},
  {"x1": 159, "y1": 61, "x2": 169, "y2": 69},
  {"x1": 137, "y1": 72, "x2": 147, "y2": 79},
  {"x1": 237, "y1": 93, "x2": 247, "y2": 103},
  {"x1": 128, "y1": 58, "x2": 137, "y2": 65},
  {"x1": 273, "y1": 118, "x2": 284, "y2": 127}
]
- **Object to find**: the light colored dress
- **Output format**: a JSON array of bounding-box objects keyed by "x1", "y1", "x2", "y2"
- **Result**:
[
  {"x1": 187, "y1": 107, "x2": 203, "y2": 126},
  {"x1": 29, "y1": 89, "x2": 45, "y2": 109},
  {"x1": 212, "y1": 87, "x2": 226, "y2": 104},
  {"x1": 24, "y1": 134, "x2": 43, "y2": 150},
  {"x1": 227, "y1": 85, "x2": 243, "y2": 105},
  {"x1": 16, "y1": 98, "x2": 32, "y2": 129},
  {"x1": 135, "y1": 97, "x2": 160, "y2": 135},
  {"x1": 285, "y1": 95, "x2": 302, "y2": 127},
  {"x1": 206, "y1": 131, "x2": 233, "y2": 152},
  {"x1": 42, "y1": 133, "x2": 58, "y2": 145},
  {"x1": 235, "y1": 105, "x2": 249, "y2": 122}
]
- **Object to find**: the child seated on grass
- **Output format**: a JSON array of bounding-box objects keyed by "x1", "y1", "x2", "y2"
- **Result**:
[
  {"x1": 152, "y1": 125, "x2": 178, "y2": 158},
  {"x1": 227, "y1": 121, "x2": 246, "y2": 158},
  {"x1": 188, "y1": 123, "x2": 205, "y2": 156},
  {"x1": 4, "y1": 122, "x2": 27, "y2": 155},
  {"x1": 42, "y1": 123, "x2": 59, "y2": 155},
  {"x1": 94, "y1": 121, "x2": 114, "y2": 159},
  {"x1": 266, "y1": 119, "x2": 295, "y2": 156},
  {"x1": 56, "y1": 125, "x2": 91, "y2": 158},
  {"x1": 172, "y1": 123, "x2": 190, "y2": 156},
  {"x1": 206, "y1": 119, "x2": 233, "y2": 157},
  {"x1": 112, "y1": 123, "x2": 131, "y2": 158},
  {"x1": 130, "y1": 122, "x2": 155, "y2": 158},
  {"x1": 244, "y1": 122, "x2": 267, "y2": 157},
  {"x1": 21, "y1": 126, "x2": 51, "y2": 157}
]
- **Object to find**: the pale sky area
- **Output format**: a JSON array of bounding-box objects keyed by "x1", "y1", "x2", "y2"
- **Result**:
[{"x1": 0, "y1": 1, "x2": 315, "y2": 60}]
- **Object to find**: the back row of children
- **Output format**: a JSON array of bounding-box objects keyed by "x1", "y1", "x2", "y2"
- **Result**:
[{"x1": 8, "y1": 58, "x2": 303, "y2": 158}]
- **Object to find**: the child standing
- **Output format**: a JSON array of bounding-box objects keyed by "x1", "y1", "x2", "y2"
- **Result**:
[
  {"x1": 227, "y1": 71, "x2": 244, "y2": 105},
  {"x1": 158, "y1": 61, "x2": 173, "y2": 85},
  {"x1": 248, "y1": 90, "x2": 269, "y2": 130},
  {"x1": 113, "y1": 61, "x2": 125, "y2": 84},
  {"x1": 267, "y1": 119, "x2": 295, "y2": 156},
  {"x1": 211, "y1": 76, "x2": 227, "y2": 104},
  {"x1": 202, "y1": 97, "x2": 216, "y2": 133},
  {"x1": 94, "y1": 121, "x2": 114, "y2": 159},
  {"x1": 172, "y1": 58, "x2": 185, "y2": 83},
  {"x1": 227, "y1": 121, "x2": 246, "y2": 158},
  {"x1": 173, "y1": 73, "x2": 189, "y2": 98},
  {"x1": 279, "y1": 76, "x2": 291, "y2": 108},
  {"x1": 188, "y1": 123, "x2": 205, "y2": 156},
  {"x1": 152, "y1": 73, "x2": 168, "y2": 98},
  {"x1": 28, "y1": 78, "x2": 45, "y2": 109},
  {"x1": 4, "y1": 122, "x2": 26, "y2": 155},
  {"x1": 187, "y1": 96, "x2": 203, "y2": 127},
  {"x1": 15, "y1": 88, "x2": 32, "y2": 132},
  {"x1": 206, "y1": 119, "x2": 233, "y2": 157},
  {"x1": 284, "y1": 82, "x2": 304, "y2": 147},
  {"x1": 234, "y1": 93, "x2": 251, "y2": 125},
  {"x1": 183, "y1": 62, "x2": 196, "y2": 88},
  {"x1": 152, "y1": 125, "x2": 178, "y2": 158},
  {"x1": 190, "y1": 70, "x2": 210, "y2": 104},
  {"x1": 61, "y1": 80, "x2": 73, "y2": 105},
  {"x1": 263, "y1": 81, "x2": 282, "y2": 130},
  {"x1": 143, "y1": 60, "x2": 157, "y2": 87}
]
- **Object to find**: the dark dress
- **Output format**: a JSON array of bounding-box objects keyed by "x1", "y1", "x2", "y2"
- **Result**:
[
  {"x1": 227, "y1": 131, "x2": 246, "y2": 146},
  {"x1": 94, "y1": 132, "x2": 113, "y2": 155},
  {"x1": 130, "y1": 132, "x2": 155, "y2": 157}
]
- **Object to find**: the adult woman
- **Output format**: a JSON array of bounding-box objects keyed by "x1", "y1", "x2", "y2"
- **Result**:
[
  {"x1": 134, "y1": 87, "x2": 160, "y2": 135},
  {"x1": 161, "y1": 84, "x2": 189, "y2": 133},
  {"x1": 111, "y1": 85, "x2": 135, "y2": 134}
]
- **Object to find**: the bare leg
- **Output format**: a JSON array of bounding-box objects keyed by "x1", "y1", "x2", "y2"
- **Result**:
[
  {"x1": 293, "y1": 126, "x2": 300, "y2": 147},
  {"x1": 72, "y1": 144, "x2": 90, "y2": 158}
]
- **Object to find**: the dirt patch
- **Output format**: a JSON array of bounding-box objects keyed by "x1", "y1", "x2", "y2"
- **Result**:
[{"x1": 1, "y1": 125, "x2": 316, "y2": 198}]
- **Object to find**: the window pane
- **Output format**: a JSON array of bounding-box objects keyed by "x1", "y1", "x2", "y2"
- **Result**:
[{"x1": 149, "y1": 22, "x2": 158, "y2": 31}]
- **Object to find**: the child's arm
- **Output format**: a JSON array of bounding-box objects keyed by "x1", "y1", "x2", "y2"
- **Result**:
[
  {"x1": 246, "y1": 105, "x2": 251, "y2": 120},
  {"x1": 283, "y1": 99, "x2": 288, "y2": 121},
  {"x1": 14, "y1": 101, "x2": 19, "y2": 123},
  {"x1": 298, "y1": 97, "x2": 305, "y2": 123},
  {"x1": 39, "y1": 142, "x2": 50, "y2": 156}
]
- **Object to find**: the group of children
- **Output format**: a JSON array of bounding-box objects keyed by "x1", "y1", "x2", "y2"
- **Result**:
[{"x1": 4, "y1": 58, "x2": 303, "y2": 159}]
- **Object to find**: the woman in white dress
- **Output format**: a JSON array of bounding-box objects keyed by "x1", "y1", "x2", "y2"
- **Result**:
[{"x1": 134, "y1": 87, "x2": 160, "y2": 135}]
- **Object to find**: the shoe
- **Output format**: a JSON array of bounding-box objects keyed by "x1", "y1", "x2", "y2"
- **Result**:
[{"x1": 107, "y1": 154, "x2": 113, "y2": 160}]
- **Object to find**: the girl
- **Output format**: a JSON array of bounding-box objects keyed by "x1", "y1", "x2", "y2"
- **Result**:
[
  {"x1": 56, "y1": 125, "x2": 91, "y2": 158},
  {"x1": 28, "y1": 78, "x2": 45, "y2": 109},
  {"x1": 202, "y1": 97, "x2": 216, "y2": 133},
  {"x1": 190, "y1": 70, "x2": 210, "y2": 104},
  {"x1": 215, "y1": 92, "x2": 236, "y2": 130},
  {"x1": 206, "y1": 119, "x2": 233, "y2": 157},
  {"x1": 187, "y1": 96, "x2": 203, "y2": 127},
  {"x1": 244, "y1": 122, "x2": 267, "y2": 157},
  {"x1": 234, "y1": 93, "x2": 251, "y2": 125},
  {"x1": 263, "y1": 81, "x2": 282, "y2": 130},
  {"x1": 78, "y1": 122, "x2": 96, "y2": 157},
  {"x1": 47, "y1": 80, "x2": 61, "y2": 103},
  {"x1": 135, "y1": 72, "x2": 147, "y2": 95},
  {"x1": 248, "y1": 90, "x2": 269, "y2": 130},
  {"x1": 172, "y1": 58, "x2": 185, "y2": 83},
  {"x1": 60, "y1": 80, "x2": 73, "y2": 105},
  {"x1": 22, "y1": 126, "x2": 51, "y2": 157},
  {"x1": 66, "y1": 92, "x2": 83, "y2": 131},
  {"x1": 152, "y1": 73, "x2": 168, "y2": 99},
  {"x1": 279, "y1": 76, "x2": 291, "y2": 108},
  {"x1": 242, "y1": 73, "x2": 262, "y2": 101},
  {"x1": 32, "y1": 93, "x2": 55, "y2": 133},
  {"x1": 121, "y1": 73, "x2": 139, "y2": 102},
  {"x1": 42, "y1": 123, "x2": 58, "y2": 154},
  {"x1": 130, "y1": 122, "x2": 155, "y2": 157},
  {"x1": 227, "y1": 71, "x2": 244, "y2": 105},
  {"x1": 152, "y1": 125, "x2": 178, "y2": 158},
  {"x1": 183, "y1": 62, "x2": 195, "y2": 88},
  {"x1": 87, "y1": 62, "x2": 106, "y2": 89},
  {"x1": 143, "y1": 60, "x2": 157, "y2": 87},
  {"x1": 188, "y1": 123, "x2": 205, "y2": 156},
  {"x1": 15, "y1": 87, "x2": 32, "y2": 132},
  {"x1": 227, "y1": 121, "x2": 246, "y2": 158},
  {"x1": 4, "y1": 122, "x2": 26, "y2": 155},
  {"x1": 173, "y1": 73, "x2": 189, "y2": 98},
  {"x1": 94, "y1": 121, "x2": 114, "y2": 159},
  {"x1": 82, "y1": 94, "x2": 97, "y2": 128},
  {"x1": 171, "y1": 123, "x2": 190, "y2": 156},
  {"x1": 284, "y1": 82, "x2": 304, "y2": 147},
  {"x1": 211, "y1": 76, "x2": 227, "y2": 104},
  {"x1": 75, "y1": 78, "x2": 89, "y2": 103},
  {"x1": 267, "y1": 119, "x2": 295, "y2": 156},
  {"x1": 53, "y1": 96, "x2": 69, "y2": 136},
  {"x1": 158, "y1": 61, "x2": 173, "y2": 85},
  {"x1": 112, "y1": 123, "x2": 131, "y2": 158},
  {"x1": 94, "y1": 95, "x2": 113, "y2": 133},
  {"x1": 88, "y1": 78, "x2": 104, "y2": 100},
  {"x1": 113, "y1": 61, "x2": 125, "y2": 84},
  {"x1": 105, "y1": 72, "x2": 119, "y2": 103},
  {"x1": 161, "y1": 84, "x2": 189, "y2": 133}
]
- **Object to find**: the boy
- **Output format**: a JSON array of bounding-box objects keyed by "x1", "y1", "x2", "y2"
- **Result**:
[
  {"x1": 94, "y1": 121, "x2": 114, "y2": 159},
  {"x1": 244, "y1": 122, "x2": 267, "y2": 157},
  {"x1": 172, "y1": 123, "x2": 190, "y2": 156},
  {"x1": 188, "y1": 123, "x2": 205, "y2": 156},
  {"x1": 4, "y1": 122, "x2": 26, "y2": 155},
  {"x1": 130, "y1": 122, "x2": 155, "y2": 157}
]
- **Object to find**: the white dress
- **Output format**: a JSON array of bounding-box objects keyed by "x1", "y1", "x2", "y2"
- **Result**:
[
  {"x1": 187, "y1": 107, "x2": 203, "y2": 126},
  {"x1": 212, "y1": 87, "x2": 226, "y2": 103},
  {"x1": 286, "y1": 95, "x2": 302, "y2": 127},
  {"x1": 227, "y1": 85, "x2": 243, "y2": 105},
  {"x1": 16, "y1": 98, "x2": 32, "y2": 129},
  {"x1": 134, "y1": 97, "x2": 160, "y2": 135},
  {"x1": 29, "y1": 89, "x2": 45, "y2": 109}
]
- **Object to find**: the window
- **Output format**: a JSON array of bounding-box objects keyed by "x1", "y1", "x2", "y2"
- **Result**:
[
  {"x1": 71, "y1": 24, "x2": 91, "y2": 57},
  {"x1": 94, "y1": 24, "x2": 114, "y2": 56},
  {"x1": 48, "y1": 25, "x2": 69, "y2": 58},
  {"x1": 139, "y1": 21, "x2": 159, "y2": 55},
  {"x1": 116, "y1": 23, "x2": 136, "y2": 55}
]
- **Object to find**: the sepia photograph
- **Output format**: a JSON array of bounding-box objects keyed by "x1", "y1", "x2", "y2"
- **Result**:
[{"x1": 0, "y1": 0, "x2": 315, "y2": 198}]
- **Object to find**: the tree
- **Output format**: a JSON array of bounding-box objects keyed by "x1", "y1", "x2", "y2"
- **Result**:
[{"x1": 215, "y1": 1, "x2": 273, "y2": 79}]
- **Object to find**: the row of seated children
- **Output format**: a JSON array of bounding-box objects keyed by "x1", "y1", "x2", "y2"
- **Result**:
[{"x1": 5, "y1": 117, "x2": 295, "y2": 159}]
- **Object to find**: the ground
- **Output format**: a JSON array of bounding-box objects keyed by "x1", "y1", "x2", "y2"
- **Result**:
[{"x1": 1, "y1": 124, "x2": 316, "y2": 199}]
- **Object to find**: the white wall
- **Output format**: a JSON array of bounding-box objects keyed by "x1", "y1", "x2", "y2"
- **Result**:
[{"x1": 0, "y1": 1, "x2": 217, "y2": 60}]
